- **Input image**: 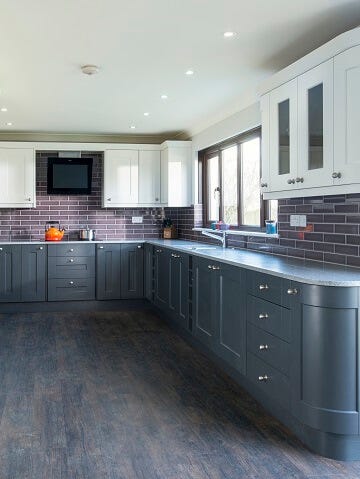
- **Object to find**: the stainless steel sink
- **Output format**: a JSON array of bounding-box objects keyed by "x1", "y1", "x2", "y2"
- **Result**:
[{"x1": 181, "y1": 245, "x2": 218, "y2": 251}]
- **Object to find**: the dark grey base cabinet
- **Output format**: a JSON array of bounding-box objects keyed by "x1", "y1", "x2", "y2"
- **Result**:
[
  {"x1": 0, "y1": 245, "x2": 21, "y2": 302},
  {"x1": 96, "y1": 243, "x2": 144, "y2": 300},
  {"x1": 121, "y1": 244, "x2": 144, "y2": 299},
  {"x1": 144, "y1": 244, "x2": 154, "y2": 301},
  {"x1": 169, "y1": 251, "x2": 189, "y2": 329},
  {"x1": 21, "y1": 245, "x2": 46, "y2": 302},
  {"x1": 193, "y1": 256, "x2": 246, "y2": 374},
  {"x1": 154, "y1": 247, "x2": 170, "y2": 310}
]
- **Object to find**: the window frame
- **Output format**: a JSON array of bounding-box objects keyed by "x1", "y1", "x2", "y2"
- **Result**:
[{"x1": 198, "y1": 127, "x2": 269, "y2": 230}]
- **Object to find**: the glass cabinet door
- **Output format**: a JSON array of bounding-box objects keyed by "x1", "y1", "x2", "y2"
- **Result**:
[
  {"x1": 298, "y1": 59, "x2": 333, "y2": 188},
  {"x1": 269, "y1": 78, "x2": 297, "y2": 191}
]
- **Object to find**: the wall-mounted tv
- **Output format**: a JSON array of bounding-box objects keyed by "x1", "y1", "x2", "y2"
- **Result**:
[{"x1": 47, "y1": 157, "x2": 93, "y2": 195}]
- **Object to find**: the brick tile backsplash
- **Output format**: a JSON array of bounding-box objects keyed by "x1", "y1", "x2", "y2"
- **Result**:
[
  {"x1": 167, "y1": 195, "x2": 360, "y2": 267},
  {"x1": 0, "y1": 152, "x2": 164, "y2": 241}
]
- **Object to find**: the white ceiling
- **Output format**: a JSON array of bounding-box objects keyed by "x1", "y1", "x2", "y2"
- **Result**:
[{"x1": 0, "y1": 0, "x2": 359, "y2": 137}]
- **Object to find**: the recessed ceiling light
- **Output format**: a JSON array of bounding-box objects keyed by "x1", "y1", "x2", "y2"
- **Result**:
[
  {"x1": 1, "y1": 107, "x2": 7, "y2": 112},
  {"x1": 143, "y1": 112, "x2": 150, "y2": 116},
  {"x1": 185, "y1": 70, "x2": 194, "y2": 76},
  {"x1": 130, "y1": 125, "x2": 136, "y2": 129},
  {"x1": 161, "y1": 94, "x2": 168, "y2": 100},
  {"x1": 224, "y1": 31, "x2": 235, "y2": 38},
  {"x1": 5, "y1": 122, "x2": 12, "y2": 126},
  {"x1": 81, "y1": 64, "x2": 100, "y2": 75}
]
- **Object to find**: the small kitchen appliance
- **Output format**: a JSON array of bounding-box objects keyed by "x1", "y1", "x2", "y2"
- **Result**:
[
  {"x1": 45, "y1": 221, "x2": 65, "y2": 241},
  {"x1": 79, "y1": 227, "x2": 95, "y2": 241}
]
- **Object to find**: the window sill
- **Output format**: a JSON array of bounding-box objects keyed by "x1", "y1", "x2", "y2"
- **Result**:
[{"x1": 192, "y1": 227, "x2": 279, "y2": 239}]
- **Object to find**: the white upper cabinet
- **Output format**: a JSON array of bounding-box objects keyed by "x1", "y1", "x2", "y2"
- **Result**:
[
  {"x1": 297, "y1": 59, "x2": 334, "y2": 189},
  {"x1": 0, "y1": 148, "x2": 35, "y2": 208},
  {"x1": 138, "y1": 150, "x2": 161, "y2": 205},
  {"x1": 161, "y1": 141, "x2": 192, "y2": 207},
  {"x1": 260, "y1": 26, "x2": 360, "y2": 199},
  {"x1": 268, "y1": 79, "x2": 298, "y2": 192},
  {"x1": 103, "y1": 149, "x2": 139, "y2": 206},
  {"x1": 334, "y1": 45, "x2": 360, "y2": 185}
]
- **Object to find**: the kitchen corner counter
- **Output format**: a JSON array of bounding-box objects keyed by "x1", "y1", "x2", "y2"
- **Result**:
[{"x1": 147, "y1": 239, "x2": 360, "y2": 287}]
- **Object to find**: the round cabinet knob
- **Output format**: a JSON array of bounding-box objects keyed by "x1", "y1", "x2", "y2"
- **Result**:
[
  {"x1": 69, "y1": 259, "x2": 74, "y2": 263},
  {"x1": 287, "y1": 178, "x2": 295, "y2": 185},
  {"x1": 70, "y1": 248, "x2": 74, "y2": 252},
  {"x1": 259, "y1": 344, "x2": 269, "y2": 351},
  {"x1": 107, "y1": 198, "x2": 111, "y2": 201},
  {"x1": 137, "y1": 245, "x2": 142, "y2": 249},
  {"x1": 332, "y1": 172, "x2": 342, "y2": 179},
  {"x1": 259, "y1": 284, "x2": 269, "y2": 291},
  {"x1": 155, "y1": 198, "x2": 159, "y2": 202},
  {"x1": 295, "y1": 177, "x2": 304, "y2": 183},
  {"x1": 0, "y1": 247, "x2": 3, "y2": 251},
  {"x1": 39, "y1": 246, "x2": 43, "y2": 251},
  {"x1": 69, "y1": 281, "x2": 74, "y2": 285},
  {"x1": 99, "y1": 246, "x2": 104, "y2": 249},
  {"x1": 287, "y1": 288, "x2": 298, "y2": 295},
  {"x1": 26, "y1": 198, "x2": 31, "y2": 202},
  {"x1": 258, "y1": 375, "x2": 269, "y2": 382},
  {"x1": 258, "y1": 313, "x2": 269, "y2": 319},
  {"x1": 260, "y1": 182, "x2": 268, "y2": 188}
]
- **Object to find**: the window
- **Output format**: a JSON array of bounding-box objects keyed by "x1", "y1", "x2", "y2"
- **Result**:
[{"x1": 199, "y1": 128, "x2": 277, "y2": 229}]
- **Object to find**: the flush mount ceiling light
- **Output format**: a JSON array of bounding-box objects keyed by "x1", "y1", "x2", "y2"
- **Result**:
[
  {"x1": 223, "y1": 31, "x2": 236, "y2": 38},
  {"x1": 143, "y1": 112, "x2": 150, "y2": 116},
  {"x1": 81, "y1": 64, "x2": 100, "y2": 75},
  {"x1": 185, "y1": 70, "x2": 194, "y2": 75},
  {"x1": 130, "y1": 125, "x2": 136, "y2": 129},
  {"x1": 1, "y1": 107, "x2": 7, "y2": 112},
  {"x1": 161, "y1": 94, "x2": 168, "y2": 100},
  {"x1": 5, "y1": 122, "x2": 12, "y2": 126}
]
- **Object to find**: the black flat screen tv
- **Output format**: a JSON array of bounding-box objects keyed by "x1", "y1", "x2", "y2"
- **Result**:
[{"x1": 47, "y1": 157, "x2": 93, "y2": 195}]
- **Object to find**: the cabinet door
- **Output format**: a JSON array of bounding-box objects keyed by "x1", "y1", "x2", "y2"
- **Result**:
[
  {"x1": 154, "y1": 247, "x2": 170, "y2": 309},
  {"x1": 103, "y1": 150, "x2": 138, "y2": 206},
  {"x1": 297, "y1": 59, "x2": 334, "y2": 188},
  {"x1": 138, "y1": 150, "x2": 161, "y2": 205},
  {"x1": 96, "y1": 244, "x2": 121, "y2": 300},
  {"x1": 168, "y1": 251, "x2": 189, "y2": 327},
  {"x1": 165, "y1": 145, "x2": 192, "y2": 207},
  {"x1": 144, "y1": 244, "x2": 154, "y2": 301},
  {"x1": 21, "y1": 244, "x2": 46, "y2": 302},
  {"x1": 0, "y1": 148, "x2": 35, "y2": 207},
  {"x1": 334, "y1": 45, "x2": 360, "y2": 185},
  {"x1": 0, "y1": 245, "x2": 21, "y2": 302},
  {"x1": 260, "y1": 94, "x2": 271, "y2": 194},
  {"x1": 215, "y1": 265, "x2": 246, "y2": 374},
  {"x1": 160, "y1": 149, "x2": 168, "y2": 204},
  {"x1": 269, "y1": 79, "x2": 298, "y2": 191},
  {"x1": 120, "y1": 244, "x2": 144, "y2": 299},
  {"x1": 193, "y1": 256, "x2": 216, "y2": 349}
]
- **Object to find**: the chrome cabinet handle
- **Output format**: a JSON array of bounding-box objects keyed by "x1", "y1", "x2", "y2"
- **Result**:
[
  {"x1": 69, "y1": 281, "x2": 74, "y2": 285},
  {"x1": 171, "y1": 253, "x2": 180, "y2": 258},
  {"x1": 0, "y1": 247, "x2": 3, "y2": 251},
  {"x1": 295, "y1": 177, "x2": 304, "y2": 183},
  {"x1": 258, "y1": 375, "x2": 269, "y2": 382},
  {"x1": 39, "y1": 246, "x2": 43, "y2": 250},
  {"x1": 287, "y1": 178, "x2": 295, "y2": 184},
  {"x1": 212, "y1": 265, "x2": 220, "y2": 270},
  {"x1": 287, "y1": 288, "x2": 298, "y2": 295},
  {"x1": 258, "y1": 313, "x2": 269, "y2": 319},
  {"x1": 332, "y1": 172, "x2": 341, "y2": 179},
  {"x1": 259, "y1": 344, "x2": 269, "y2": 351},
  {"x1": 260, "y1": 182, "x2": 268, "y2": 188},
  {"x1": 208, "y1": 265, "x2": 213, "y2": 269},
  {"x1": 156, "y1": 249, "x2": 162, "y2": 253},
  {"x1": 69, "y1": 259, "x2": 74, "y2": 263},
  {"x1": 70, "y1": 248, "x2": 74, "y2": 252},
  {"x1": 259, "y1": 284, "x2": 269, "y2": 291},
  {"x1": 137, "y1": 245, "x2": 142, "y2": 249},
  {"x1": 99, "y1": 246, "x2": 104, "y2": 249}
]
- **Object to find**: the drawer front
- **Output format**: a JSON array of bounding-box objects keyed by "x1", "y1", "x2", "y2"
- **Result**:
[
  {"x1": 247, "y1": 270, "x2": 290, "y2": 306},
  {"x1": 247, "y1": 295, "x2": 291, "y2": 342},
  {"x1": 48, "y1": 243, "x2": 96, "y2": 257},
  {"x1": 247, "y1": 352, "x2": 290, "y2": 410},
  {"x1": 48, "y1": 256, "x2": 95, "y2": 279},
  {"x1": 48, "y1": 278, "x2": 95, "y2": 301},
  {"x1": 247, "y1": 323, "x2": 289, "y2": 375}
]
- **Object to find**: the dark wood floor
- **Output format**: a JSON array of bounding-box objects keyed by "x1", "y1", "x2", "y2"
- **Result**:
[{"x1": 0, "y1": 310, "x2": 360, "y2": 479}]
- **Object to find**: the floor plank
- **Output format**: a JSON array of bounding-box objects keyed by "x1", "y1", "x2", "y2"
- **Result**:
[{"x1": 0, "y1": 309, "x2": 359, "y2": 479}]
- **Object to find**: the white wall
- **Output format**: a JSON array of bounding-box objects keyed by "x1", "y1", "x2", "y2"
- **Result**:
[{"x1": 191, "y1": 102, "x2": 261, "y2": 204}]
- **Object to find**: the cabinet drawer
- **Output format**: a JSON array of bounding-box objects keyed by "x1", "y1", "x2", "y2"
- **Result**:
[
  {"x1": 48, "y1": 244, "x2": 95, "y2": 257},
  {"x1": 247, "y1": 323, "x2": 289, "y2": 375},
  {"x1": 48, "y1": 256, "x2": 95, "y2": 279},
  {"x1": 247, "y1": 352, "x2": 290, "y2": 410},
  {"x1": 48, "y1": 278, "x2": 95, "y2": 301},
  {"x1": 247, "y1": 295, "x2": 291, "y2": 342},
  {"x1": 247, "y1": 270, "x2": 290, "y2": 306}
]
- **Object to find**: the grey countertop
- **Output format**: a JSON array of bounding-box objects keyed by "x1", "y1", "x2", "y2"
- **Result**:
[
  {"x1": 147, "y1": 239, "x2": 360, "y2": 287},
  {"x1": 1, "y1": 238, "x2": 360, "y2": 286}
]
